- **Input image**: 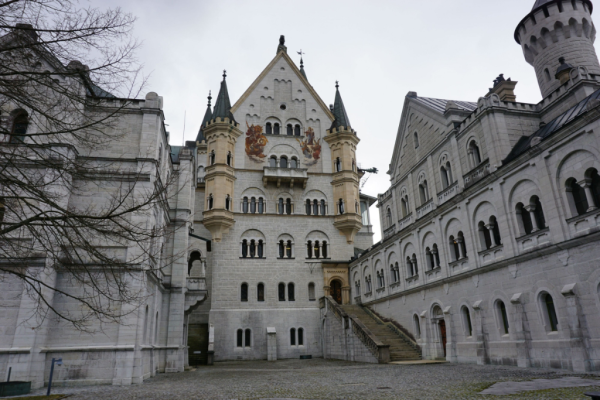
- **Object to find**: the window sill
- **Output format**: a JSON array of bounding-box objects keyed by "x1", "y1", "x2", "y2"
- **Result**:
[
  {"x1": 449, "y1": 258, "x2": 468, "y2": 268},
  {"x1": 425, "y1": 267, "x2": 442, "y2": 276},
  {"x1": 309, "y1": 299, "x2": 316, "y2": 302},
  {"x1": 566, "y1": 208, "x2": 600, "y2": 223},
  {"x1": 240, "y1": 257, "x2": 267, "y2": 260},
  {"x1": 516, "y1": 227, "x2": 550, "y2": 241},
  {"x1": 390, "y1": 282, "x2": 401, "y2": 288},
  {"x1": 364, "y1": 292, "x2": 372, "y2": 297},
  {"x1": 277, "y1": 258, "x2": 296, "y2": 260},
  {"x1": 406, "y1": 275, "x2": 419, "y2": 283},
  {"x1": 306, "y1": 258, "x2": 331, "y2": 261},
  {"x1": 376, "y1": 287, "x2": 386, "y2": 293},
  {"x1": 477, "y1": 244, "x2": 504, "y2": 256}
]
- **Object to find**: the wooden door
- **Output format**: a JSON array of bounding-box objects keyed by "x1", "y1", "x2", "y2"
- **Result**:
[
  {"x1": 439, "y1": 320, "x2": 447, "y2": 358},
  {"x1": 331, "y1": 280, "x2": 343, "y2": 304},
  {"x1": 188, "y1": 324, "x2": 209, "y2": 366}
]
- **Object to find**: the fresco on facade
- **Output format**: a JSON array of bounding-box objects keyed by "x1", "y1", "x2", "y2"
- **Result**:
[
  {"x1": 245, "y1": 123, "x2": 268, "y2": 162},
  {"x1": 297, "y1": 127, "x2": 321, "y2": 167}
]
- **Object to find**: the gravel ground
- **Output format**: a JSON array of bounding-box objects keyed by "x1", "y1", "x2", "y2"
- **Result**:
[{"x1": 30, "y1": 359, "x2": 600, "y2": 400}]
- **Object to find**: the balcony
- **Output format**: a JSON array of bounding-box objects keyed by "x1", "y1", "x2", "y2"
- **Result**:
[
  {"x1": 516, "y1": 227, "x2": 551, "y2": 252},
  {"x1": 416, "y1": 199, "x2": 434, "y2": 219},
  {"x1": 566, "y1": 208, "x2": 600, "y2": 238},
  {"x1": 263, "y1": 167, "x2": 308, "y2": 189},
  {"x1": 437, "y1": 181, "x2": 459, "y2": 205},
  {"x1": 464, "y1": 160, "x2": 491, "y2": 188},
  {"x1": 383, "y1": 224, "x2": 396, "y2": 240},
  {"x1": 478, "y1": 244, "x2": 504, "y2": 266},
  {"x1": 185, "y1": 277, "x2": 208, "y2": 313},
  {"x1": 398, "y1": 213, "x2": 413, "y2": 232}
]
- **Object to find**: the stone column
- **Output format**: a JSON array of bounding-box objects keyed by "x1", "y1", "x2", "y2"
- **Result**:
[
  {"x1": 579, "y1": 180, "x2": 598, "y2": 212},
  {"x1": 486, "y1": 224, "x2": 498, "y2": 247},
  {"x1": 472, "y1": 301, "x2": 488, "y2": 366},
  {"x1": 457, "y1": 237, "x2": 466, "y2": 260},
  {"x1": 510, "y1": 293, "x2": 531, "y2": 368},
  {"x1": 561, "y1": 284, "x2": 590, "y2": 373},
  {"x1": 443, "y1": 307, "x2": 457, "y2": 363},
  {"x1": 524, "y1": 205, "x2": 540, "y2": 232}
]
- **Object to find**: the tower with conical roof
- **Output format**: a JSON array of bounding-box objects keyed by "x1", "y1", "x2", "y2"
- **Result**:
[
  {"x1": 515, "y1": 0, "x2": 600, "y2": 98},
  {"x1": 196, "y1": 91, "x2": 212, "y2": 144},
  {"x1": 324, "y1": 82, "x2": 362, "y2": 244},
  {"x1": 202, "y1": 72, "x2": 243, "y2": 242}
]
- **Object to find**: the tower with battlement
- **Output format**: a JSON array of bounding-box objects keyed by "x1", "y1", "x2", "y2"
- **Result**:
[{"x1": 515, "y1": 0, "x2": 600, "y2": 98}]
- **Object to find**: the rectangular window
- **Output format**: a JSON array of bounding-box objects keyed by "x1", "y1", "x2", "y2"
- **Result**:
[
  {"x1": 298, "y1": 328, "x2": 304, "y2": 346},
  {"x1": 278, "y1": 283, "x2": 286, "y2": 301},
  {"x1": 237, "y1": 329, "x2": 243, "y2": 347},
  {"x1": 290, "y1": 328, "x2": 296, "y2": 346},
  {"x1": 244, "y1": 329, "x2": 251, "y2": 347}
]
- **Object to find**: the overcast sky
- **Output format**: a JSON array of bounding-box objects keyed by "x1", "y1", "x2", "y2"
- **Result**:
[{"x1": 90, "y1": 0, "x2": 546, "y2": 242}]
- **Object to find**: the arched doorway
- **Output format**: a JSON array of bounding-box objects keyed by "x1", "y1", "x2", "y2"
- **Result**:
[
  {"x1": 432, "y1": 305, "x2": 447, "y2": 359},
  {"x1": 330, "y1": 279, "x2": 343, "y2": 304}
]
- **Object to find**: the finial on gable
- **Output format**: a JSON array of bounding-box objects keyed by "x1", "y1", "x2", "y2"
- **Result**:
[
  {"x1": 207, "y1": 91, "x2": 212, "y2": 107},
  {"x1": 277, "y1": 35, "x2": 287, "y2": 54}
]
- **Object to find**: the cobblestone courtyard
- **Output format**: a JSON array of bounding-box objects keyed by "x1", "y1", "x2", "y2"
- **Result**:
[{"x1": 27, "y1": 359, "x2": 600, "y2": 400}]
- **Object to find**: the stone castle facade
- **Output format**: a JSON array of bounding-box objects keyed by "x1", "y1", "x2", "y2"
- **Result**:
[{"x1": 1, "y1": 0, "x2": 600, "y2": 389}]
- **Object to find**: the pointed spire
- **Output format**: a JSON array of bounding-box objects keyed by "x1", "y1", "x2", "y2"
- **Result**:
[
  {"x1": 212, "y1": 70, "x2": 236, "y2": 123},
  {"x1": 196, "y1": 91, "x2": 212, "y2": 142},
  {"x1": 298, "y1": 49, "x2": 307, "y2": 80},
  {"x1": 330, "y1": 81, "x2": 351, "y2": 131}
]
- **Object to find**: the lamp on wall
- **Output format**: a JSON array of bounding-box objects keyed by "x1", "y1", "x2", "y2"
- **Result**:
[{"x1": 47, "y1": 357, "x2": 63, "y2": 396}]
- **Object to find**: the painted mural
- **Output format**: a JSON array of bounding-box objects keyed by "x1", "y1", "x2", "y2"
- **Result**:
[
  {"x1": 297, "y1": 127, "x2": 322, "y2": 167},
  {"x1": 245, "y1": 123, "x2": 268, "y2": 162}
]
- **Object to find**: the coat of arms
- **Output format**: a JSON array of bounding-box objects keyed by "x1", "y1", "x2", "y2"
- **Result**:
[
  {"x1": 245, "y1": 123, "x2": 268, "y2": 162},
  {"x1": 296, "y1": 127, "x2": 322, "y2": 167}
]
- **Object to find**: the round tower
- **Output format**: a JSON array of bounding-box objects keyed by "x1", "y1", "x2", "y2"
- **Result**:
[{"x1": 515, "y1": 0, "x2": 600, "y2": 98}]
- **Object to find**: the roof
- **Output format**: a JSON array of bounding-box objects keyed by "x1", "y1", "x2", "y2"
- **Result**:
[
  {"x1": 330, "y1": 83, "x2": 352, "y2": 130},
  {"x1": 196, "y1": 92, "x2": 213, "y2": 142},
  {"x1": 412, "y1": 96, "x2": 477, "y2": 114},
  {"x1": 532, "y1": 0, "x2": 553, "y2": 9},
  {"x1": 212, "y1": 73, "x2": 236, "y2": 122},
  {"x1": 503, "y1": 87, "x2": 600, "y2": 164},
  {"x1": 170, "y1": 146, "x2": 182, "y2": 163}
]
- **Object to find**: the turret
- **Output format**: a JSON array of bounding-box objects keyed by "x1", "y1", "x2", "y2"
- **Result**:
[
  {"x1": 515, "y1": 0, "x2": 600, "y2": 98},
  {"x1": 324, "y1": 82, "x2": 362, "y2": 244},
  {"x1": 202, "y1": 72, "x2": 242, "y2": 242}
]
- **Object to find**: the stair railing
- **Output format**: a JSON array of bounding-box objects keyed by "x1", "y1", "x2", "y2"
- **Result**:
[
  {"x1": 321, "y1": 296, "x2": 390, "y2": 363},
  {"x1": 361, "y1": 306, "x2": 422, "y2": 355}
]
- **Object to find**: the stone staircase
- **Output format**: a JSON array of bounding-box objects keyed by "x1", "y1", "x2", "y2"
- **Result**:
[{"x1": 342, "y1": 304, "x2": 421, "y2": 362}]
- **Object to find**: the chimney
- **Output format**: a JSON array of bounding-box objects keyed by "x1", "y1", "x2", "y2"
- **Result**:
[{"x1": 486, "y1": 74, "x2": 518, "y2": 102}]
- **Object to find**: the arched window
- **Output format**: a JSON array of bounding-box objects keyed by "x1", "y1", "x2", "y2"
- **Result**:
[
  {"x1": 258, "y1": 240, "x2": 264, "y2": 258},
  {"x1": 433, "y1": 244, "x2": 440, "y2": 268},
  {"x1": 426, "y1": 247, "x2": 434, "y2": 271},
  {"x1": 286, "y1": 124, "x2": 293, "y2": 136},
  {"x1": 266, "y1": 122, "x2": 273, "y2": 135},
  {"x1": 188, "y1": 251, "x2": 202, "y2": 276},
  {"x1": 286, "y1": 198, "x2": 292, "y2": 215},
  {"x1": 406, "y1": 256, "x2": 414, "y2": 277},
  {"x1": 290, "y1": 158, "x2": 298, "y2": 168},
  {"x1": 143, "y1": 306, "x2": 149, "y2": 344},
  {"x1": 290, "y1": 328, "x2": 296, "y2": 345},
  {"x1": 313, "y1": 199, "x2": 319, "y2": 216},
  {"x1": 307, "y1": 241, "x2": 313, "y2": 259},
  {"x1": 208, "y1": 194, "x2": 214, "y2": 210},
  {"x1": 279, "y1": 240, "x2": 285, "y2": 258},
  {"x1": 462, "y1": 307, "x2": 473, "y2": 337},
  {"x1": 355, "y1": 280, "x2": 361, "y2": 296},
  {"x1": 278, "y1": 283, "x2": 286, "y2": 301},
  {"x1": 314, "y1": 241, "x2": 321, "y2": 259},
  {"x1": 532, "y1": 196, "x2": 546, "y2": 230},
  {"x1": 280, "y1": 157, "x2": 288, "y2": 169},
  {"x1": 250, "y1": 197, "x2": 256, "y2": 214},
  {"x1": 278, "y1": 198, "x2": 284, "y2": 215},
  {"x1": 588, "y1": 168, "x2": 600, "y2": 208},
  {"x1": 257, "y1": 283, "x2": 265, "y2": 302},
  {"x1": 469, "y1": 141, "x2": 482, "y2": 168},
  {"x1": 413, "y1": 314, "x2": 421, "y2": 338},
  {"x1": 298, "y1": 328, "x2": 304, "y2": 345},
  {"x1": 320, "y1": 200, "x2": 326, "y2": 215},
  {"x1": 516, "y1": 202, "x2": 533, "y2": 236},
  {"x1": 227, "y1": 152, "x2": 232, "y2": 166},
  {"x1": 308, "y1": 283, "x2": 316, "y2": 301},
  {"x1": 566, "y1": 178, "x2": 589, "y2": 216},
  {"x1": 242, "y1": 240, "x2": 248, "y2": 258},
  {"x1": 387, "y1": 208, "x2": 392, "y2": 226},
  {"x1": 225, "y1": 195, "x2": 231, "y2": 211},
  {"x1": 241, "y1": 283, "x2": 248, "y2": 302},
  {"x1": 258, "y1": 198, "x2": 264, "y2": 214},
  {"x1": 401, "y1": 198, "x2": 409, "y2": 217},
  {"x1": 245, "y1": 329, "x2": 251, "y2": 347},
  {"x1": 419, "y1": 181, "x2": 429, "y2": 204},
  {"x1": 10, "y1": 112, "x2": 28, "y2": 143},
  {"x1": 441, "y1": 165, "x2": 449, "y2": 189},
  {"x1": 197, "y1": 166, "x2": 205, "y2": 183},
  {"x1": 544, "y1": 68, "x2": 551, "y2": 82},
  {"x1": 249, "y1": 240, "x2": 256, "y2": 258},
  {"x1": 338, "y1": 199, "x2": 345, "y2": 215},
  {"x1": 294, "y1": 124, "x2": 301, "y2": 136},
  {"x1": 445, "y1": 162, "x2": 453, "y2": 185},
  {"x1": 286, "y1": 240, "x2": 293, "y2": 258},
  {"x1": 542, "y1": 293, "x2": 559, "y2": 332},
  {"x1": 288, "y1": 283, "x2": 295, "y2": 301},
  {"x1": 243, "y1": 197, "x2": 249, "y2": 214},
  {"x1": 458, "y1": 232, "x2": 467, "y2": 257},
  {"x1": 237, "y1": 329, "x2": 243, "y2": 347},
  {"x1": 478, "y1": 221, "x2": 492, "y2": 250},
  {"x1": 449, "y1": 235, "x2": 459, "y2": 261},
  {"x1": 306, "y1": 199, "x2": 312, "y2": 215},
  {"x1": 414, "y1": 132, "x2": 419, "y2": 148},
  {"x1": 335, "y1": 158, "x2": 342, "y2": 172},
  {"x1": 497, "y1": 300, "x2": 509, "y2": 335},
  {"x1": 322, "y1": 241, "x2": 328, "y2": 259},
  {"x1": 274, "y1": 123, "x2": 280, "y2": 135},
  {"x1": 210, "y1": 151, "x2": 216, "y2": 165},
  {"x1": 412, "y1": 254, "x2": 418, "y2": 276},
  {"x1": 269, "y1": 156, "x2": 277, "y2": 168},
  {"x1": 490, "y1": 216, "x2": 502, "y2": 246}
]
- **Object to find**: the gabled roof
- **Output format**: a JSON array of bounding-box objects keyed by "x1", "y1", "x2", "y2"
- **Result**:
[
  {"x1": 503, "y1": 87, "x2": 600, "y2": 164},
  {"x1": 230, "y1": 50, "x2": 334, "y2": 121},
  {"x1": 412, "y1": 96, "x2": 477, "y2": 114},
  {"x1": 330, "y1": 83, "x2": 351, "y2": 130}
]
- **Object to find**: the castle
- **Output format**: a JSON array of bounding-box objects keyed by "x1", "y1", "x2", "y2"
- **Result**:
[{"x1": 1, "y1": 0, "x2": 600, "y2": 389}]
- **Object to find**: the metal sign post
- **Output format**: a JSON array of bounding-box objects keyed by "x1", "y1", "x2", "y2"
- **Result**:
[{"x1": 46, "y1": 358, "x2": 62, "y2": 396}]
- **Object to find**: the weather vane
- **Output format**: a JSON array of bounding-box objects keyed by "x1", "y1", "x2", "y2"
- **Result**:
[{"x1": 297, "y1": 49, "x2": 305, "y2": 66}]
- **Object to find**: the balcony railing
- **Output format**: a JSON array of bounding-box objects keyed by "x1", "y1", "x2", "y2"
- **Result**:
[
  {"x1": 263, "y1": 167, "x2": 308, "y2": 189},
  {"x1": 383, "y1": 224, "x2": 396, "y2": 239},
  {"x1": 437, "y1": 181, "x2": 459, "y2": 204},
  {"x1": 416, "y1": 199, "x2": 434, "y2": 219},
  {"x1": 398, "y1": 213, "x2": 413, "y2": 231},
  {"x1": 464, "y1": 160, "x2": 491, "y2": 188}
]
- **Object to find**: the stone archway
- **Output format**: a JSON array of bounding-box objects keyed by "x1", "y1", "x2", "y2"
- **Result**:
[
  {"x1": 432, "y1": 305, "x2": 446, "y2": 359},
  {"x1": 330, "y1": 279, "x2": 343, "y2": 304},
  {"x1": 322, "y1": 263, "x2": 351, "y2": 304}
]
